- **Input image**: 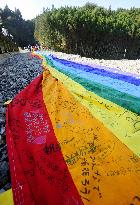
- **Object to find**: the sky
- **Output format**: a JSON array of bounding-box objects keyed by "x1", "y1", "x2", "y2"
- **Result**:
[{"x1": 0, "y1": 0, "x2": 140, "y2": 20}]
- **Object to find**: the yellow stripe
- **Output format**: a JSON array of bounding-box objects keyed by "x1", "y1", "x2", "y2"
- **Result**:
[
  {"x1": 42, "y1": 60, "x2": 140, "y2": 157},
  {"x1": 0, "y1": 189, "x2": 14, "y2": 205},
  {"x1": 42, "y1": 70, "x2": 140, "y2": 205}
]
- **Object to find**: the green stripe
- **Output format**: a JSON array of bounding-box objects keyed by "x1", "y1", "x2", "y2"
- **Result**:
[{"x1": 46, "y1": 57, "x2": 140, "y2": 114}]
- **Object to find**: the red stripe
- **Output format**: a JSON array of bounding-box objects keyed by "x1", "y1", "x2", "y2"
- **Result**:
[{"x1": 6, "y1": 74, "x2": 83, "y2": 205}]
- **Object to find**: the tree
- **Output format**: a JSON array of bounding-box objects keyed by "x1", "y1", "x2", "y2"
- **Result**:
[
  {"x1": 34, "y1": 3, "x2": 140, "y2": 59},
  {"x1": 0, "y1": 5, "x2": 36, "y2": 47}
]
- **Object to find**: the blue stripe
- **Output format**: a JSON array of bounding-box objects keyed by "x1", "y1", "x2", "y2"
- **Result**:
[
  {"x1": 48, "y1": 55, "x2": 140, "y2": 98},
  {"x1": 50, "y1": 55, "x2": 140, "y2": 86}
]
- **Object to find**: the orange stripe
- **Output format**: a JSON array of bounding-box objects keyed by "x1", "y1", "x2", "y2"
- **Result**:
[{"x1": 42, "y1": 70, "x2": 140, "y2": 205}]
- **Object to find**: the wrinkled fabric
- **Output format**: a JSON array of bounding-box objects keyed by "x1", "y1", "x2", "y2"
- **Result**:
[
  {"x1": 49, "y1": 56, "x2": 140, "y2": 98},
  {"x1": 6, "y1": 74, "x2": 82, "y2": 205},
  {"x1": 5, "y1": 51, "x2": 140, "y2": 205},
  {"x1": 44, "y1": 62, "x2": 140, "y2": 157},
  {"x1": 50, "y1": 55, "x2": 140, "y2": 85},
  {"x1": 44, "y1": 55, "x2": 140, "y2": 114}
]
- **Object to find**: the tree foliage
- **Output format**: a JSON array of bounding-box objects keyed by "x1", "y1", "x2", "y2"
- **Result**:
[
  {"x1": 0, "y1": 5, "x2": 36, "y2": 51},
  {"x1": 34, "y1": 3, "x2": 140, "y2": 59}
]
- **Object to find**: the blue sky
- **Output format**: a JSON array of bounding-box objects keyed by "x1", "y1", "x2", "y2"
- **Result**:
[{"x1": 0, "y1": 0, "x2": 140, "y2": 20}]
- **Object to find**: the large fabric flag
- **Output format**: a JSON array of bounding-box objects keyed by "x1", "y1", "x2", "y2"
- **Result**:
[{"x1": 6, "y1": 51, "x2": 140, "y2": 205}]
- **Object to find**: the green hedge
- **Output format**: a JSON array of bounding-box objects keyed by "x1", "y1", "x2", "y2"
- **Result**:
[{"x1": 34, "y1": 4, "x2": 140, "y2": 59}]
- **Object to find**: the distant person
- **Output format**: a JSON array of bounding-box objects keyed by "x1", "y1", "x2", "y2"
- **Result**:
[
  {"x1": 28, "y1": 45, "x2": 31, "y2": 52},
  {"x1": 124, "y1": 48, "x2": 127, "y2": 58},
  {"x1": 34, "y1": 46, "x2": 38, "y2": 51}
]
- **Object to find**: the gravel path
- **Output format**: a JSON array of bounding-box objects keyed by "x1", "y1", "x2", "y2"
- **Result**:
[{"x1": 0, "y1": 52, "x2": 43, "y2": 193}]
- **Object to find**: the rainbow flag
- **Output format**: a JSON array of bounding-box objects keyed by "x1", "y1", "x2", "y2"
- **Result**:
[{"x1": 6, "y1": 51, "x2": 140, "y2": 205}]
